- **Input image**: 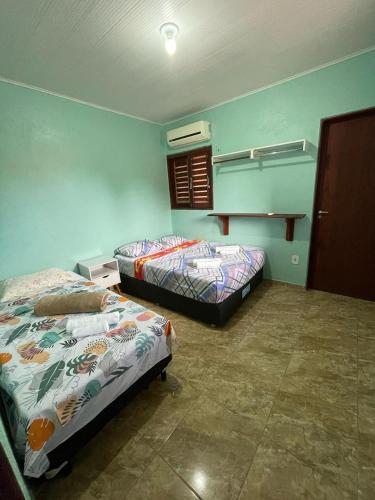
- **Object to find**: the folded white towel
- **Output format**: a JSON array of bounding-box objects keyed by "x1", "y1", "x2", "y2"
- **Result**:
[
  {"x1": 100, "y1": 311, "x2": 120, "y2": 327},
  {"x1": 192, "y1": 258, "x2": 222, "y2": 269},
  {"x1": 66, "y1": 312, "x2": 120, "y2": 333},
  {"x1": 215, "y1": 245, "x2": 240, "y2": 255},
  {"x1": 72, "y1": 319, "x2": 110, "y2": 339}
]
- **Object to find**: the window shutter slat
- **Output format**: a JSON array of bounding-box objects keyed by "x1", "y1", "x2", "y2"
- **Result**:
[{"x1": 175, "y1": 158, "x2": 191, "y2": 205}]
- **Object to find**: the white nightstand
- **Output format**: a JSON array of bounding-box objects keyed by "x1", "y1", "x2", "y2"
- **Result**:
[{"x1": 78, "y1": 256, "x2": 121, "y2": 292}]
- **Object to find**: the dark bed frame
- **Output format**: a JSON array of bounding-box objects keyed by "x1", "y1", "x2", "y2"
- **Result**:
[
  {"x1": 1, "y1": 354, "x2": 172, "y2": 480},
  {"x1": 119, "y1": 267, "x2": 263, "y2": 326}
]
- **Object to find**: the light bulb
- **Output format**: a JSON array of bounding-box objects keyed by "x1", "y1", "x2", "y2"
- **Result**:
[
  {"x1": 165, "y1": 38, "x2": 176, "y2": 55},
  {"x1": 160, "y1": 22, "x2": 179, "y2": 56}
]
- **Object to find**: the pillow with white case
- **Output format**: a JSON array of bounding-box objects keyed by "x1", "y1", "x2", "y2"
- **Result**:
[
  {"x1": 0, "y1": 268, "x2": 77, "y2": 302},
  {"x1": 115, "y1": 239, "x2": 164, "y2": 258},
  {"x1": 158, "y1": 235, "x2": 187, "y2": 247}
]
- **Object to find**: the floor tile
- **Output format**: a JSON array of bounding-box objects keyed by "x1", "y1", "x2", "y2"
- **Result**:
[
  {"x1": 357, "y1": 322, "x2": 375, "y2": 339},
  {"x1": 302, "y1": 314, "x2": 358, "y2": 337},
  {"x1": 280, "y1": 352, "x2": 357, "y2": 411},
  {"x1": 126, "y1": 455, "x2": 200, "y2": 500},
  {"x1": 239, "y1": 439, "x2": 357, "y2": 500},
  {"x1": 265, "y1": 391, "x2": 358, "y2": 470},
  {"x1": 160, "y1": 396, "x2": 261, "y2": 500},
  {"x1": 217, "y1": 350, "x2": 292, "y2": 395},
  {"x1": 35, "y1": 427, "x2": 154, "y2": 500},
  {"x1": 189, "y1": 376, "x2": 274, "y2": 424},
  {"x1": 115, "y1": 377, "x2": 199, "y2": 450},
  {"x1": 236, "y1": 323, "x2": 299, "y2": 355},
  {"x1": 358, "y1": 359, "x2": 375, "y2": 396},
  {"x1": 359, "y1": 431, "x2": 375, "y2": 469},
  {"x1": 358, "y1": 468, "x2": 375, "y2": 500},
  {"x1": 294, "y1": 332, "x2": 357, "y2": 356},
  {"x1": 358, "y1": 338, "x2": 375, "y2": 362},
  {"x1": 168, "y1": 346, "x2": 226, "y2": 384},
  {"x1": 358, "y1": 392, "x2": 375, "y2": 436}
]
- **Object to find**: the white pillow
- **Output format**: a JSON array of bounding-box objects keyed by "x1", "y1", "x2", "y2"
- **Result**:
[
  {"x1": 158, "y1": 235, "x2": 187, "y2": 247},
  {"x1": 115, "y1": 239, "x2": 164, "y2": 258},
  {"x1": 0, "y1": 268, "x2": 77, "y2": 302}
]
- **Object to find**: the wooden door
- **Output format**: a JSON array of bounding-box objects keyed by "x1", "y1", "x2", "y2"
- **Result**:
[
  {"x1": 308, "y1": 107, "x2": 375, "y2": 301},
  {"x1": 0, "y1": 443, "x2": 25, "y2": 500}
]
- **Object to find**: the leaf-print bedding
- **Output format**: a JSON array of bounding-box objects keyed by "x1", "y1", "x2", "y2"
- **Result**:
[{"x1": 0, "y1": 279, "x2": 173, "y2": 478}]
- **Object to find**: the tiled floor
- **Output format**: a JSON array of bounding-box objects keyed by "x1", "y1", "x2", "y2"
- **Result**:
[{"x1": 34, "y1": 280, "x2": 375, "y2": 500}]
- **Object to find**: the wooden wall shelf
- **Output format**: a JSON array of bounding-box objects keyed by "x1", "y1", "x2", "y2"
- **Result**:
[{"x1": 207, "y1": 213, "x2": 306, "y2": 241}]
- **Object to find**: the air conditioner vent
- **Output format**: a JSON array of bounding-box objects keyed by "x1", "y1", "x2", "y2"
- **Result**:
[{"x1": 167, "y1": 121, "x2": 211, "y2": 148}]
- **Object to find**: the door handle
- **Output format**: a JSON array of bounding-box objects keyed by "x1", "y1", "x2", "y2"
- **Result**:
[{"x1": 318, "y1": 210, "x2": 329, "y2": 214}]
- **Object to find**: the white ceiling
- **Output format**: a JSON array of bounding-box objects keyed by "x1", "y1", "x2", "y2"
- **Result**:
[{"x1": 0, "y1": 0, "x2": 374, "y2": 124}]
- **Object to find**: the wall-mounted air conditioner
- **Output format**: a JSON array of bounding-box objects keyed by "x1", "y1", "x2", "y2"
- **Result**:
[{"x1": 166, "y1": 120, "x2": 211, "y2": 148}]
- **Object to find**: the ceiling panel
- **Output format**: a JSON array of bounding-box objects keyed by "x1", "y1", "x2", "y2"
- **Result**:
[{"x1": 0, "y1": 0, "x2": 374, "y2": 123}]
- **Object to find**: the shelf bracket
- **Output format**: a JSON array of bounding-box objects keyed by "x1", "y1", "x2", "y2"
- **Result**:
[
  {"x1": 285, "y1": 218, "x2": 295, "y2": 242},
  {"x1": 218, "y1": 215, "x2": 229, "y2": 235}
]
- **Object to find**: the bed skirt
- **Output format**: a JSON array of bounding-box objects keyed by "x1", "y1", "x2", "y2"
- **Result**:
[{"x1": 120, "y1": 268, "x2": 263, "y2": 326}]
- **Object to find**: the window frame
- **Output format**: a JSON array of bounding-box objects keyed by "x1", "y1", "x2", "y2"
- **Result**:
[{"x1": 167, "y1": 146, "x2": 213, "y2": 210}]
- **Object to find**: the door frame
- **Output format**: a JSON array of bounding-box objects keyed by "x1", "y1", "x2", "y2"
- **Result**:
[{"x1": 306, "y1": 106, "x2": 375, "y2": 290}]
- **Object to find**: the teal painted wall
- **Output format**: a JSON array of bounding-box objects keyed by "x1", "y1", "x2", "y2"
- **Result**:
[
  {"x1": 0, "y1": 81, "x2": 171, "y2": 281},
  {"x1": 164, "y1": 50, "x2": 375, "y2": 285},
  {"x1": 1, "y1": 51, "x2": 374, "y2": 285}
]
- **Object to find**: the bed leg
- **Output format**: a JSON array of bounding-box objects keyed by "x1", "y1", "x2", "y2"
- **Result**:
[
  {"x1": 44, "y1": 461, "x2": 72, "y2": 479},
  {"x1": 160, "y1": 370, "x2": 167, "y2": 382}
]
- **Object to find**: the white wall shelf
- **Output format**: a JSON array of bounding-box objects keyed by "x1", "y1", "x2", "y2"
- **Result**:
[{"x1": 212, "y1": 139, "x2": 310, "y2": 165}]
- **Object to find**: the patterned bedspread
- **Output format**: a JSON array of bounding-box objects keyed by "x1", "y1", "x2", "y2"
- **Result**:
[
  {"x1": 116, "y1": 240, "x2": 265, "y2": 303},
  {"x1": 0, "y1": 280, "x2": 172, "y2": 477}
]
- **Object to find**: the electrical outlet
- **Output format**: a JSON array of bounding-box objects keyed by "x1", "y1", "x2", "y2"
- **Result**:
[{"x1": 291, "y1": 255, "x2": 299, "y2": 265}]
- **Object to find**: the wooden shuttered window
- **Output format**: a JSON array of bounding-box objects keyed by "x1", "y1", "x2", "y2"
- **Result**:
[{"x1": 167, "y1": 146, "x2": 213, "y2": 209}]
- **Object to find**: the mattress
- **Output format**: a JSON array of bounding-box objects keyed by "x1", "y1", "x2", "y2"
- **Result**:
[
  {"x1": 116, "y1": 240, "x2": 265, "y2": 304},
  {"x1": 0, "y1": 278, "x2": 173, "y2": 477}
]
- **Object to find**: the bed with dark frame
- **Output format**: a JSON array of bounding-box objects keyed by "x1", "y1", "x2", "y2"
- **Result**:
[
  {"x1": 0, "y1": 274, "x2": 174, "y2": 482},
  {"x1": 120, "y1": 267, "x2": 263, "y2": 326},
  {"x1": 1, "y1": 355, "x2": 171, "y2": 480}
]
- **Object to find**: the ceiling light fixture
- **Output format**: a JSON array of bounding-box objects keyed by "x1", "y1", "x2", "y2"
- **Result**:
[{"x1": 160, "y1": 22, "x2": 179, "y2": 55}]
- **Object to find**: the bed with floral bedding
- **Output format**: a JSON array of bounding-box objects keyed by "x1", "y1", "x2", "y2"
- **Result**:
[{"x1": 0, "y1": 275, "x2": 173, "y2": 478}]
